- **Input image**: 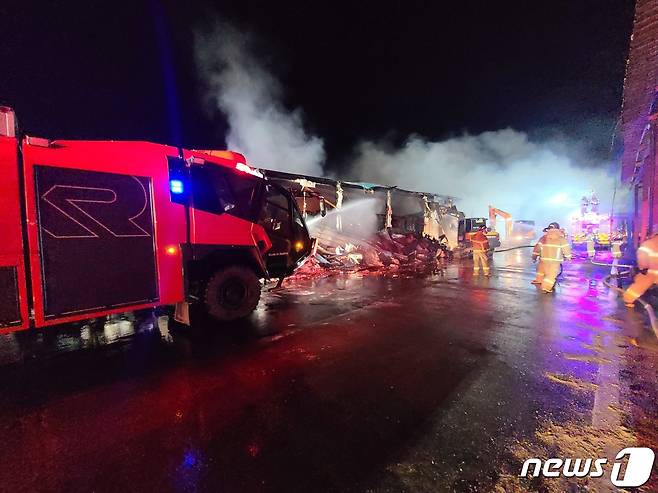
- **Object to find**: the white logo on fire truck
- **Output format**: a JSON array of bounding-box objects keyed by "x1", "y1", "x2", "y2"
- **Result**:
[
  {"x1": 40, "y1": 178, "x2": 151, "y2": 239},
  {"x1": 520, "y1": 447, "x2": 655, "y2": 487}
]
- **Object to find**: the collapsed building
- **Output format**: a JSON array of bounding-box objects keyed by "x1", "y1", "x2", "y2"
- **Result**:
[{"x1": 262, "y1": 169, "x2": 463, "y2": 277}]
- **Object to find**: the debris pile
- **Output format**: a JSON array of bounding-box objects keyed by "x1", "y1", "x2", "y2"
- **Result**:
[{"x1": 289, "y1": 229, "x2": 450, "y2": 281}]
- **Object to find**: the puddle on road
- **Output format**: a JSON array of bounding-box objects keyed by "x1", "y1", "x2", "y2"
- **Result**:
[{"x1": 0, "y1": 310, "x2": 177, "y2": 367}]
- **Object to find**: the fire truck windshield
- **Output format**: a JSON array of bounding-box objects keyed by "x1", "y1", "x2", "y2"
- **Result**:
[
  {"x1": 471, "y1": 218, "x2": 487, "y2": 229},
  {"x1": 189, "y1": 164, "x2": 262, "y2": 222}
]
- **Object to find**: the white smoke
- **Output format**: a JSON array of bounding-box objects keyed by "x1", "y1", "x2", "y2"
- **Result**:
[
  {"x1": 194, "y1": 23, "x2": 325, "y2": 175},
  {"x1": 348, "y1": 130, "x2": 627, "y2": 230},
  {"x1": 195, "y1": 23, "x2": 626, "y2": 232}
]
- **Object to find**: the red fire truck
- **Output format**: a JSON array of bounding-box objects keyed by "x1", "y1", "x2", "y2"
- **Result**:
[{"x1": 0, "y1": 107, "x2": 312, "y2": 333}]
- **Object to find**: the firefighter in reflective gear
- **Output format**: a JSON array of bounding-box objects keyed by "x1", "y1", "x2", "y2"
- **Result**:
[
  {"x1": 623, "y1": 235, "x2": 658, "y2": 307},
  {"x1": 532, "y1": 222, "x2": 571, "y2": 293},
  {"x1": 531, "y1": 229, "x2": 549, "y2": 285},
  {"x1": 472, "y1": 226, "x2": 491, "y2": 276},
  {"x1": 610, "y1": 231, "x2": 625, "y2": 276},
  {"x1": 610, "y1": 232, "x2": 624, "y2": 259},
  {"x1": 586, "y1": 230, "x2": 596, "y2": 259}
]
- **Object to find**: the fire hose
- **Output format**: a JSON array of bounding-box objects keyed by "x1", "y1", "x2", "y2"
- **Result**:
[
  {"x1": 588, "y1": 257, "x2": 658, "y2": 337},
  {"x1": 491, "y1": 244, "x2": 565, "y2": 280},
  {"x1": 601, "y1": 268, "x2": 658, "y2": 338},
  {"x1": 493, "y1": 244, "x2": 535, "y2": 253},
  {"x1": 492, "y1": 247, "x2": 656, "y2": 330},
  {"x1": 589, "y1": 258, "x2": 634, "y2": 269}
]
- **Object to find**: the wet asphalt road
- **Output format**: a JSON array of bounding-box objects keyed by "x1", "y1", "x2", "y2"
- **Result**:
[{"x1": 1, "y1": 250, "x2": 658, "y2": 492}]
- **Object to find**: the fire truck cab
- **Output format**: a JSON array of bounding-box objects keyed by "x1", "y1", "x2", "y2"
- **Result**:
[
  {"x1": 570, "y1": 211, "x2": 611, "y2": 249},
  {"x1": 0, "y1": 107, "x2": 311, "y2": 333}
]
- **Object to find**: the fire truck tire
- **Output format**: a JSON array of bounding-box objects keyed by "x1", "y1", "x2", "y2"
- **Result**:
[{"x1": 204, "y1": 266, "x2": 261, "y2": 321}]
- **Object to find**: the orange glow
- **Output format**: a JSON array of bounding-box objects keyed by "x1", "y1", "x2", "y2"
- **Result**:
[
  {"x1": 235, "y1": 162, "x2": 264, "y2": 178},
  {"x1": 294, "y1": 241, "x2": 304, "y2": 252},
  {"x1": 165, "y1": 246, "x2": 178, "y2": 255}
]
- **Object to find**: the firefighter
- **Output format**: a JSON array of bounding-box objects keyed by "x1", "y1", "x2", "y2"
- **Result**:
[
  {"x1": 623, "y1": 234, "x2": 658, "y2": 307},
  {"x1": 586, "y1": 229, "x2": 596, "y2": 259},
  {"x1": 531, "y1": 228, "x2": 549, "y2": 286},
  {"x1": 472, "y1": 226, "x2": 491, "y2": 276},
  {"x1": 610, "y1": 231, "x2": 624, "y2": 260},
  {"x1": 532, "y1": 222, "x2": 571, "y2": 293},
  {"x1": 610, "y1": 231, "x2": 624, "y2": 277}
]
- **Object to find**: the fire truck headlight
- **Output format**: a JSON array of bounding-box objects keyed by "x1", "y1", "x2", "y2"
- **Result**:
[
  {"x1": 170, "y1": 179, "x2": 184, "y2": 194},
  {"x1": 294, "y1": 241, "x2": 304, "y2": 252},
  {"x1": 165, "y1": 246, "x2": 178, "y2": 255}
]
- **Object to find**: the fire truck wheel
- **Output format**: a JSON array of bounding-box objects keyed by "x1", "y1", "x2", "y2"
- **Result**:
[{"x1": 204, "y1": 266, "x2": 261, "y2": 321}]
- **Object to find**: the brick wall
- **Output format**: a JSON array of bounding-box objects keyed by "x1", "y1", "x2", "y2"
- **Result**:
[{"x1": 621, "y1": 0, "x2": 658, "y2": 182}]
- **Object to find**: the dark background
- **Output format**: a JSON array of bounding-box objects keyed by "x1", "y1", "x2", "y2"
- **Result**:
[{"x1": 1, "y1": 0, "x2": 635, "y2": 168}]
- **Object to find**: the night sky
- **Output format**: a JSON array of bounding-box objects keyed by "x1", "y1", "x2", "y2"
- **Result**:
[{"x1": 2, "y1": 0, "x2": 635, "y2": 168}]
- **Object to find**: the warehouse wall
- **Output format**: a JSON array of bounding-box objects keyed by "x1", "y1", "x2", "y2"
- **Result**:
[{"x1": 621, "y1": 0, "x2": 658, "y2": 242}]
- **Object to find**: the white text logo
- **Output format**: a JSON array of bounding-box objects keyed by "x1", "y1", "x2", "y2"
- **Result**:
[{"x1": 520, "y1": 447, "x2": 655, "y2": 487}]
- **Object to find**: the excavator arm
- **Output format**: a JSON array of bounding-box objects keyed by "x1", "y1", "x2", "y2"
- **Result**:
[{"x1": 488, "y1": 206, "x2": 513, "y2": 240}]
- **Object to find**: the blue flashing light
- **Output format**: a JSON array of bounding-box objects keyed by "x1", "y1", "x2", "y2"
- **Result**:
[
  {"x1": 170, "y1": 179, "x2": 184, "y2": 194},
  {"x1": 183, "y1": 450, "x2": 198, "y2": 468}
]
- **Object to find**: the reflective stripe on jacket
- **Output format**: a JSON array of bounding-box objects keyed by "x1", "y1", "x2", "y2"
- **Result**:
[
  {"x1": 533, "y1": 230, "x2": 571, "y2": 262},
  {"x1": 611, "y1": 240, "x2": 623, "y2": 259},
  {"x1": 471, "y1": 231, "x2": 489, "y2": 252},
  {"x1": 637, "y1": 236, "x2": 658, "y2": 271}
]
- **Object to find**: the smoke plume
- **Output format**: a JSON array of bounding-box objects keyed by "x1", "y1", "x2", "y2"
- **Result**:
[
  {"x1": 194, "y1": 22, "x2": 325, "y2": 175},
  {"x1": 348, "y1": 131, "x2": 626, "y2": 230},
  {"x1": 195, "y1": 22, "x2": 626, "y2": 230}
]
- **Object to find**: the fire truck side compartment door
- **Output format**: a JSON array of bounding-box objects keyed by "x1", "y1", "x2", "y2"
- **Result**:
[
  {"x1": 0, "y1": 135, "x2": 29, "y2": 330},
  {"x1": 33, "y1": 165, "x2": 159, "y2": 319}
]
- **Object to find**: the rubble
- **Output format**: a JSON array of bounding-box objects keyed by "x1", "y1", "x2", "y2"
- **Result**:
[
  {"x1": 288, "y1": 229, "x2": 450, "y2": 281},
  {"x1": 261, "y1": 168, "x2": 461, "y2": 283}
]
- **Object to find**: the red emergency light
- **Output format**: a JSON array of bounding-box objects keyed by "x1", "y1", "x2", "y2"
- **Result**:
[{"x1": 235, "y1": 162, "x2": 263, "y2": 178}]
